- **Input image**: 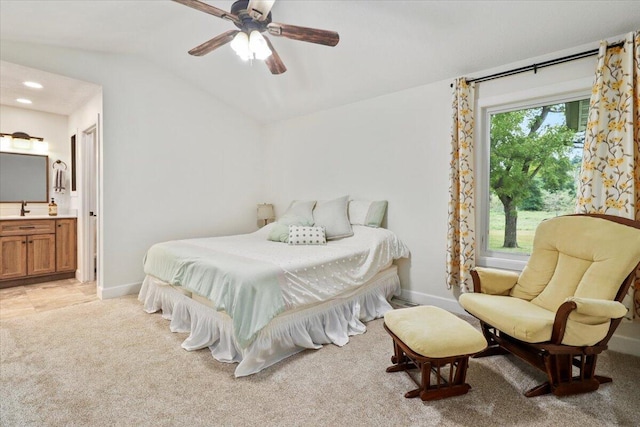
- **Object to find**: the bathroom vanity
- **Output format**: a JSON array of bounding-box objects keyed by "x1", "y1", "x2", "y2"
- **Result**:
[{"x1": 0, "y1": 216, "x2": 77, "y2": 288}]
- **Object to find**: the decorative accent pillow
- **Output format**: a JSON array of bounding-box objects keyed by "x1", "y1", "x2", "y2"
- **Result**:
[
  {"x1": 267, "y1": 200, "x2": 316, "y2": 243},
  {"x1": 312, "y1": 195, "x2": 353, "y2": 240},
  {"x1": 348, "y1": 200, "x2": 388, "y2": 228},
  {"x1": 288, "y1": 225, "x2": 326, "y2": 245}
]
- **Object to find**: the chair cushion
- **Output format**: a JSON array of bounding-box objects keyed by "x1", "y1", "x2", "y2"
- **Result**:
[
  {"x1": 459, "y1": 293, "x2": 611, "y2": 346},
  {"x1": 510, "y1": 216, "x2": 640, "y2": 312},
  {"x1": 384, "y1": 306, "x2": 487, "y2": 358},
  {"x1": 475, "y1": 267, "x2": 519, "y2": 295},
  {"x1": 568, "y1": 296, "x2": 628, "y2": 319}
]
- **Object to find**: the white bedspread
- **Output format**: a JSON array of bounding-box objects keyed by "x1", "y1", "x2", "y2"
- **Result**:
[{"x1": 143, "y1": 224, "x2": 409, "y2": 347}]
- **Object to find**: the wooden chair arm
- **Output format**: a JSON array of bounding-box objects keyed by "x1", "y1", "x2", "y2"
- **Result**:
[
  {"x1": 551, "y1": 297, "x2": 629, "y2": 345},
  {"x1": 471, "y1": 269, "x2": 481, "y2": 293},
  {"x1": 550, "y1": 300, "x2": 578, "y2": 344}
]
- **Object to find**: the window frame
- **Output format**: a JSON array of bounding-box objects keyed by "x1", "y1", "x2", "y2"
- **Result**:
[{"x1": 475, "y1": 78, "x2": 593, "y2": 271}]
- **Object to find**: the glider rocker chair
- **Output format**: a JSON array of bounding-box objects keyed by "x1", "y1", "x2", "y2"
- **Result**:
[{"x1": 459, "y1": 214, "x2": 640, "y2": 397}]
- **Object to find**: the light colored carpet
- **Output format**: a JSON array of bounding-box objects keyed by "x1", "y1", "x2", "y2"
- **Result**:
[{"x1": 1, "y1": 295, "x2": 639, "y2": 427}]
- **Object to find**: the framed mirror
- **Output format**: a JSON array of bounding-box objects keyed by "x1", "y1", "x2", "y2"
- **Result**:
[{"x1": 0, "y1": 152, "x2": 49, "y2": 202}]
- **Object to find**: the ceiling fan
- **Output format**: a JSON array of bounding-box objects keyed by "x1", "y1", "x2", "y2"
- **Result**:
[{"x1": 173, "y1": 0, "x2": 340, "y2": 75}]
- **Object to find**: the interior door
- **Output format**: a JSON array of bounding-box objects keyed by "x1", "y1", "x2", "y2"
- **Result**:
[{"x1": 83, "y1": 126, "x2": 98, "y2": 281}]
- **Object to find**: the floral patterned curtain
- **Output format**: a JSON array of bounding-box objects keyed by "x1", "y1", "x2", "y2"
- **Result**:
[
  {"x1": 576, "y1": 32, "x2": 640, "y2": 321},
  {"x1": 446, "y1": 78, "x2": 476, "y2": 293}
]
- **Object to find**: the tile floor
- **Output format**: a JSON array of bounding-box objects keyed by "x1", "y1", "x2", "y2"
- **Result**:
[{"x1": 0, "y1": 279, "x2": 97, "y2": 320}]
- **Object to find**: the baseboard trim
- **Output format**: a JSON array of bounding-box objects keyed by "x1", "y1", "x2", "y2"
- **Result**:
[
  {"x1": 399, "y1": 289, "x2": 465, "y2": 316},
  {"x1": 98, "y1": 281, "x2": 142, "y2": 300},
  {"x1": 399, "y1": 289, "x2": 640, "y2": 357},
  {"x1": 608, "y1": 331, "x2": 640, "y2": 357}
]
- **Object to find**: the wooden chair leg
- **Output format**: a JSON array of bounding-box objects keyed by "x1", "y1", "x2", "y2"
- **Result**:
[
  {"x1": 525, "y1": 382, "x2": 552, "y2": 397},
  {"x1": 405, "y1": 388, "x2": 422, "y2": 399},
  {"x1": 453, "y1": 358, "x2": 467, "y2": 384},
  {"x1": 554, "y1": 354, "x2": 573, "y2": 384},
  {"x1": 595, "y1": 375, "x2": 612, "y2": 384},
  {"x1": 390, "y1": 340, "x2": 405, "y2": 365},
  {"x1": 526, "y1": 353, "x2": 606, "y2": 397}
]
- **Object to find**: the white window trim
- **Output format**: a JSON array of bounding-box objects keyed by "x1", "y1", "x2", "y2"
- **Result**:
[{"x1": 475, "y1": 77, "x2": 593, "y2": 272}]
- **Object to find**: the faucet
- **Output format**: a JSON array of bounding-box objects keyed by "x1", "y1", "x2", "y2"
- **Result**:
[{"x1": 20, "y1": 201, "x2": 30, "y2": 216}]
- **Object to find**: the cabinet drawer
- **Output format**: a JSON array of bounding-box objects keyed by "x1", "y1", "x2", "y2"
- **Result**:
[{"x1": 0, "y1": 220, "x2": 56, "y2": 236}]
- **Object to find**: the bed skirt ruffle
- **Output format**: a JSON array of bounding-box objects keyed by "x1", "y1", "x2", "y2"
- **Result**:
[{"x1": 138, "y1": 266, "x2": 400, "y2": 377}]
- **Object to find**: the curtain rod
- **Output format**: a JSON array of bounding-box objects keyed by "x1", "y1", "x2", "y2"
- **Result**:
[{"x1": 450, "y1": 40, "x2": 625, "y2": 87}]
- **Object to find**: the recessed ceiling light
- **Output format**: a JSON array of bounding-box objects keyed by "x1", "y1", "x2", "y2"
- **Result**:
[
  {"x1": 23, "y1": 81, "x2": 43, "y2": 89},
  {"x1": 16, "y1": 98, "x2": 32, "y2": 104}
]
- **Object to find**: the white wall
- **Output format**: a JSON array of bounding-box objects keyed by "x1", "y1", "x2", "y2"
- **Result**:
[
  {"x1": 0, "y1": 105, "x2": 71, "y2": 215},
  {"x1": 263, "y1": 37, "x2": 640, "y2": 355},
  {"x1": 265, "y1": 82, "x2": 452, "y2": 306},
  {"x1": 1, "y1": 41, "x2": 265, "y2": 298}
]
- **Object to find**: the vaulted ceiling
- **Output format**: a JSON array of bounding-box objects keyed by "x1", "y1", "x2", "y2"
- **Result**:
[{"x1": 1, "y1": 1, "x2": 639, "y2": 123}]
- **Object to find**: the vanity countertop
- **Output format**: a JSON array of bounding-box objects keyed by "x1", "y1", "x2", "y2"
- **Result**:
[{"x1": 0, "y1": 214, "x2": 78, "y2": 221}]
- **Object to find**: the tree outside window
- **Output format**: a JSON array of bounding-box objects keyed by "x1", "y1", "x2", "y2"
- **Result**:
[{"x1": 488, "y1": 98, "x2": 589, "y2": 254}]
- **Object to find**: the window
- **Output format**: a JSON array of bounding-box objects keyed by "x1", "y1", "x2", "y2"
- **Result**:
[{"x1": 479, "y1": 92, "x2": 590, "y2": 267}]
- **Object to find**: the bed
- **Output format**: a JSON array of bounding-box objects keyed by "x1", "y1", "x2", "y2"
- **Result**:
[{"x1": 138, "y1": 202, "x2": 409, "y2": 376}]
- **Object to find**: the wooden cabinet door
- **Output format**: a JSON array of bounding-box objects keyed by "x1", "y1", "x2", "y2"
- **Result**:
[
  {"x1": 56, "y1": 219, "x2": 77, "y2": 272},
  {"x1": 0, "y1": 235, "x2": 27, "y2": 279},
  {"x1": 27, "y1": 234, "x2": 56, "y2": 276}
]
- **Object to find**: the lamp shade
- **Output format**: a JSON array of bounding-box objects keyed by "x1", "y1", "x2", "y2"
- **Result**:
[
  {"x1": 230, "y1": 31, "x2": 251, "y2": 61},
  {"x1": 257, "y1": 203, "x2": 275, "y2": 220},
  {"x1": 249, "y1": 31, "x2": 272, "y2": 60}
]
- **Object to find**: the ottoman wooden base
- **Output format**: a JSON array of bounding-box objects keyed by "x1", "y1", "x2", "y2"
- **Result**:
[
  {"x1": 384, "y1": 324, "x2": 472, "y2": 401},
  {"x1": 383, "y1": 306, "x2": 487, "y2": 401}
]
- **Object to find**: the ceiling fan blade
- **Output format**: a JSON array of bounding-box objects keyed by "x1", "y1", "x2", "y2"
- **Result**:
[
  {"x1": 263, "y1": 36, "x2": 287, "y2": 75},
  {"x1": 188, "y1": 30, "x2": 239, "y2": 56},
  {"x1": 172, "y1": 0, "x2": 240, "y2": 25},
  {"x1": 267, "y1": 23, "x2": 339, "y2": 47},
  {"x1": 247, "y1": 0, "x2": 275, "y2": 21}
]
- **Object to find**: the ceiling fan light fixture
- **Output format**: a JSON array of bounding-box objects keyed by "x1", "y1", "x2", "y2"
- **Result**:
[
  {"x1": 230, "y1": 30, "x2": 272, "y2": 61},
  {"x1": 230, "y1": 31, "x2": 252, "y2": 61},
  {"x1": 249, "y1": 31, "x2": 272, "y2": 60}
]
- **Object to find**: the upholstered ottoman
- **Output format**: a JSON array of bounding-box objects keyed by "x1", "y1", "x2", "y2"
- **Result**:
[{"x1": 384, "y1": 306, "x2": 487, "y2": 401}]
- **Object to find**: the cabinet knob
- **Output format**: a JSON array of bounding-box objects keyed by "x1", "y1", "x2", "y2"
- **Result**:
[
  {"x1": 58, "y1": 224, "x2": 62, "y2": 227},
  {"x1": 22, "y1": 241, "x2": 26, "y2": 244}
]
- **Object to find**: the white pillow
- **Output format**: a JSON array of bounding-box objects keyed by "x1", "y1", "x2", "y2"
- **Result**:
[
  {"x1": 313, "y1": 195, "x2": 353, "y2": 240},
  {"x1": 348, "y1": 200, "x2": 388, "y2": 228},
  {"x1": 282, "y1": 200, "x2": 316, "y2": 224},
  {"x1": 288, "y1": 225, "x2": 326, "y2": 245},
  {"x1": 267, "y1": 200, "x2": 316, "y2": 243}
]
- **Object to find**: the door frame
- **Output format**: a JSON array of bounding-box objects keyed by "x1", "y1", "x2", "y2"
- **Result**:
[{"x1": 78, "y1": 116, "x2": 101, "y2": 285}]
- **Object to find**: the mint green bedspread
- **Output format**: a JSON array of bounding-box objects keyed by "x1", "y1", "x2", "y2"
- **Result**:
[{"x1": 143, "y1": 241, "x2": 286, "y2": 348}]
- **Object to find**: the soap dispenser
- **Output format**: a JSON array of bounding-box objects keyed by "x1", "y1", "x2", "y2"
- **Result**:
[{"x1": 48, "y1": 198, "x2": 58, "y2": 216}]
